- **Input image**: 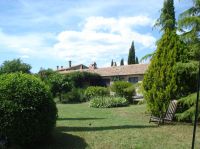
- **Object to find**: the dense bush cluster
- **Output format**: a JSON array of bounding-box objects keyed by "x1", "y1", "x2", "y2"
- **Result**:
[
  {"x1": 61, "y1": 88, "x2": 87, "y2": 103},
  {"x1": 110, "y1": 81, "x2": 135, "y2": 103},
  {"x1": 89, "y1": 96, "x2": 128, "y2": 108},
  {"x1": 84, "y1": 86, "x2": 110, "y2": 99},
  {"x1": 66, "y1": 71, "x2": 104, "y2": 88},
  {"x1": 37, "y1": 71, "x2": 105, "y2": 103},
  {"x1": 0, "y1": 73, "x2": 57, "y2": 147}
]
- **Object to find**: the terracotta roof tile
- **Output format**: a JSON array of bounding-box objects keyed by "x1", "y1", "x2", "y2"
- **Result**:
[{"x1": 59, "y1": 64, "x2": 149, "y2": 76}]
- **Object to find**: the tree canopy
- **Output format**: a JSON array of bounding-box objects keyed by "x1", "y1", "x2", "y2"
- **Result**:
[{"x1": 0, "y1": 59, "x2": 32, "y2": 74}]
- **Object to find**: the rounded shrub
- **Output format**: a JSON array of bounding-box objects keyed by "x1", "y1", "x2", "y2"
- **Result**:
[
  {"x1": 84, "y1": 86, "x2": 109, "y2": 100},
  {"x1": 0, "y1": 73, "x2": 57, "y2": 147},
  {"x1": 123, "y1": 85, "x2": 136, "y2": 103},
  {"x1": 89, "y1": 96, "x2": 128, "y2": 108},
  {"x1": 110, "y1": 81, "x2": 135, "y2": 103}
]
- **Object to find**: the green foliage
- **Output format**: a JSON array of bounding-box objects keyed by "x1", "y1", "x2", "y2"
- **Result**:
[
  {"x1": 178, "y1": 0, "x2": 200, "y2": 60},
  {"x1": 123, "y1": 85, "x2": 136, "y2": 103},
  {"x1": 176, "y1": 93, "x2": 200, "y2": 122},
  {"x1": 128, "y1": 41, "x2": 136, "y2": 64},
  {"x1": 84, "y1": 86, "x2": 110, "y2": 99},
  {"x1": 155, "y1": 0, "x2": 175, "y2": 31},
  {"x1": 0, "y1": 58, "x2": 31, "y2": 74},
  {"x1": 0, "y1": 73, "x2": 57, "y2": 147},
  {"x1": 174, "y1": 61, "x2": 198, "y2": 96},
  {"x1": 89, "y1": 96, "x2": 128, "y2": 108},
  {"x1": 140, "y1": 52, "x2": 155, "y2": 63},
  {"x1": 48, "y1": 73, "x2": 72, "y2": 101},
  {"x1": 110, "y1": 81, "x2": 135, "y2": 103},
  {"x1": 61, "y1": 88, "x2": 86, "y2": 103},
  {"x1": 143, "y1": 29, "x2": 187, "y2": 115},
  {"x1": 66, "y1": 71, "x2": 104, "y2": 88},
  {"x1": 38, "y1": 68, "x2": 56, "y2": 82}
]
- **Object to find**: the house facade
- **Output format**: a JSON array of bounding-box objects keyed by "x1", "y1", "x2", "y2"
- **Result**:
[{"x1": 58, "y1": 63, "x2": 148, "y2": 86}]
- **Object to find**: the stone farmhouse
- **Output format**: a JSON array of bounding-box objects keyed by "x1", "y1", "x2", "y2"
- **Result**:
[{"x1": 57, "y1": 62, "x2": 148, "y2": 86}]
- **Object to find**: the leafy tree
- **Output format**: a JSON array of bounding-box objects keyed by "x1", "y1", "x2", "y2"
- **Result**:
[
  {"x1": 48, "y1": 73, "x2": 71, "y2": 101},
  {"x1": 128, "y1": 41, "x2": 136, "y2": 64},
  {"x1": 135, "y1": 57, "x2": 139, "y2": 64},
  {"x1": 38, "y1": 68, "x2": 56, "y2": 82},
  {"x1": 0, "y1": 59, "x2": 31, "y2": 74},
  {"x1": 143, "y1": 0, "x2": 188, "y2": 115},
  {"x1": 120, "y1": 58, "x2": 124, "y2": 66}
]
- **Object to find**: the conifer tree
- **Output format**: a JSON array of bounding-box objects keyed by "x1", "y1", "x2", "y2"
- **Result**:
[
  {"x1": 155, "y1": 0, "x2": 175, "y2": 32},
  {"x1": 128, "y1": 41, "x2": 136, "y2": 64},
  {"x1": 120, "y1": 59, "x2": 124, "y2": 66},
  {"x1": 178, "y1": 0, "x2": 200, "y2": 60},
  {"x1": 174, "y1": 0, "x2": 200, "y2": 121},
  {"x1": 111, "y1": 59, "x2": 114, "y2": 66},
  {"x1": 143, "y1": 0, "x2": 187, "y2": 115}
]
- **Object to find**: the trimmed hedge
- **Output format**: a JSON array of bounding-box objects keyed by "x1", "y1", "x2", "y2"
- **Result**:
[
  {"x1": 84, "y1": 86, "x2": 110, "y2": 99},
  {"x1": 89, "y1": 96, "x2": 128, "y2": 108},
  {"x1": 0, "y1": 73, "x2": 57, "y2": 147}
]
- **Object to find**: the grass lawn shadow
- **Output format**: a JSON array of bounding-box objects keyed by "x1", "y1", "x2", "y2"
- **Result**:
[
  {"x1": 57, "y1": 117, "x2": 105, "y2": 121},
  {"x1": 36, "y1": 130, "x2": 89, "y2": 149},
  {"x1": 57, "y1": 125, "x2": 157, "y2": 132}
]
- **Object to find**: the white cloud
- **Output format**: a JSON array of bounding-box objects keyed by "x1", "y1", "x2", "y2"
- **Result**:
[
  {"x1": 0, "y1": 16, "x2": 156, "y2": 68},
  {"x1": 0, "y1": 30, "x2": 55, "y2": 58},
  {"x1": 52, "y1": 16, "x2": 156, "y2": 66}
]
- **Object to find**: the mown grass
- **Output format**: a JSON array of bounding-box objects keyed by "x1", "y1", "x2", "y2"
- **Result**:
[{"x1": 40, "y1": 103, "x2": 200, "y2": 149}]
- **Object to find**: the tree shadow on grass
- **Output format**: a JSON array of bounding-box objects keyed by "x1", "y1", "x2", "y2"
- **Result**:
[
  {"x1": 57, "y1": 125, "x2": 156, "y2": 132},
  {"x1": 36, "y1": 130, "x2": 88, "y2": 149},
  {"x1": 57, "y1": 117, "x2": 105, "y2": 121}
]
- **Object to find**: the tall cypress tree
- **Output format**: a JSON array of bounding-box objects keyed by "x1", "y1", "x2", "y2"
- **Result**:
[
  {"x1": 120, "y1": 58, "x2": 124, "y2": 66},
  {"x1": 155, "y1": 0, "x2": 175, "y2": 32},
  {"x1": 128, "y1": 41, "x2": 136, "y2": 64},
  {"x1": 143, "y1": 0, "x2": 187, "y2": 115},
  {"x1": 111, "y1": 59, "x2": 114, "y2": 66}
]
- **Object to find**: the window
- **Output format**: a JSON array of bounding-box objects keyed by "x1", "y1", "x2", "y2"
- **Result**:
[{"x1": 128, "y1": 77, "x2": 139, "y2": 84}]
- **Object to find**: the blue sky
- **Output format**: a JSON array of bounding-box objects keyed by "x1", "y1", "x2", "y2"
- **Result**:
[{"x1": 0, "y1": 0, "x2": 192, "y2": 72}]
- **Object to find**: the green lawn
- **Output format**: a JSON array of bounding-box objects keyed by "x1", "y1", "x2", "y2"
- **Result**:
[{"x1": 40, "y1": 103, "x2": 200, "y2": 149}]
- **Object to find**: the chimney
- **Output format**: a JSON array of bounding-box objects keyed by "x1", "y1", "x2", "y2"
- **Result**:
[
  {"x1": 89, "y1": 62, "x2": 97, "y2": 70},
  {"x1": 69, "y1": 61, "x2": 72, "y2": 68},
  {"x1": 56, "y1": 66, "x2": 59, "y2": 70},
  {"x1": 80, "y1": 65, "x2": 83, "y2": 70}
]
